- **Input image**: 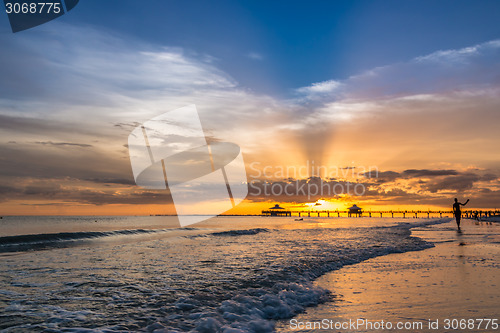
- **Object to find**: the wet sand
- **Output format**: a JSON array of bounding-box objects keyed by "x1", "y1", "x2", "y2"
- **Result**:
[{"x1": 277, "y1": 219, "x2": 499, "y2": 332}]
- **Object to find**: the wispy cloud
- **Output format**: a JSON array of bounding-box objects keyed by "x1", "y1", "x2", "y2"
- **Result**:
[
  {"x1": 295, "y1": 39, "x2": 500, "y2": 105},
  {"x1": 295, "y1": 80, "x2": 342, "y2": 98},
  {"x1": 247, "y1": 52, "x2": 264, "y2": 60}
]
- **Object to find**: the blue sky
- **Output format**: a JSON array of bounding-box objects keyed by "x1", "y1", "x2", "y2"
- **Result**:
[
  {"x1": 77, "y1": 0, "x2": 500, "y2": 95},
  {"x1": 2, "y1": 0, "x2": 499, "y2": 96}
]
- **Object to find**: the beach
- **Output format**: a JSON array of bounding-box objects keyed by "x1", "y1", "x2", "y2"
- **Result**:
[{"x1": 276, "y1": 219, "x2": 499, "y2": 332}]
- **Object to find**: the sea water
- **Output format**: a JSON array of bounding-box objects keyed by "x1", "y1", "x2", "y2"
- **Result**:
[{"x1": 0, "y1": 216, "x2": 448, "y2": 332}]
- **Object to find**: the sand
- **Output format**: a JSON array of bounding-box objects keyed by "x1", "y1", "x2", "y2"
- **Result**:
[{"x1": 277, "y1": 219, "x2": 499, "y2": 332}]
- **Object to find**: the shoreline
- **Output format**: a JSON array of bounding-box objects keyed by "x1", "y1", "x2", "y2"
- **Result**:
[{"x1": 276, "y1": 219, "x2": 499, "y2": 332}]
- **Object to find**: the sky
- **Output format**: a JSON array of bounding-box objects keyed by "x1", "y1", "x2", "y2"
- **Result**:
[{"x1": 1, "y1": 1, "x2": 500, "y2": 215}]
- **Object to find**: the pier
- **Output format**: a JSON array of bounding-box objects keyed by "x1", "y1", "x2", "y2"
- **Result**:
[{"x1": 261, "y1": 209, "x2": 500, "y2": 218}]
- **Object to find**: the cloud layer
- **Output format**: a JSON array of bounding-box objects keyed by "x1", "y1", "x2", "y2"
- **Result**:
[{"x1": 1, "y1": 24, "x2": 500, "y2": 212}]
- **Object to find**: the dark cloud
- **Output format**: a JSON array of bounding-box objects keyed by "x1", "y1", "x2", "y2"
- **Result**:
[
  {"x1": 402, "y1": 169, "x2": 458, "y2": 177},
  {"x1": 0, "y1": 143, "x2": 131, "y2": 183},
  {"x1": 0, "y1": 114, "x2": 123, "y2": 141},
  {"x1": 34, "y1": 141, "x2": 93, "y2": 148},
  {"x1": 364, "y1": 169, "x2": 459, "y2": 180},
  {"x1": 467, "y1": 190, "x2": 500, "y2": 208},
  {"x1": 365, "y1": 168, "x2": 497, "y2": 195},
  {"x1": 421, "y1": 171, "x2": 498, "y2": 195},
  {"x1": 245, "y1": 167, "x2": 499, "y2": 206},
  {"x1": 85, "y1": 178, "x2": 135, "y2": 185},
  {"x1": 363, "y1": 170, "x2": 400, "y2": 182},
  {"x1": 1, "y1": 180, "x2": 172, "y2": 206},
  {"x1": 362, "y1": 189, "x2": 425, "y2": 203},
  {"x1": 114, "y1": 122, "x2": 141, "y2": 131},
  {"x1": 0, "y1": 184, "x2": 23, "y2": 203},
  {"x1": 74, "y1": 189, "x2": 172, "y2": 206},
  {"x1": 424, "y1": 173, "x2": 481, "y2": 193},
  {"x1": 481, "y1": 173, "x2": 498, "y2": 181}
]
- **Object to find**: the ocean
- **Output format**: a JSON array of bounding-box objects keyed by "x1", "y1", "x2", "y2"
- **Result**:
[{"x1": 0, "y1": 216, "x2": 448, "y2": 332}]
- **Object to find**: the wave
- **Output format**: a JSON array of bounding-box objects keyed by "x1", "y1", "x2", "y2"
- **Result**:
[
  {"x1": 156, "y1": 219, "x2": 451, "y2": 332},
  {"x1": 210, "y1": 228, "x2": 270, "y2": 237},
  {"x1": 0, "y1": 227, "x2": 272, "y2": 253},
  {"x1": 0, "y1": 228, "x2": 193, "y2": 253}
]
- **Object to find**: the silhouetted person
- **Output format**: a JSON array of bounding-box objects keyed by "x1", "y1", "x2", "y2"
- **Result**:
[{"x1": 453, "y1": 198, "x2": 469, "y2": 231}]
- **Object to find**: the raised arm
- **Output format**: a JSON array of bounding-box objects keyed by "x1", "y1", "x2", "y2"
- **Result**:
[{"x1": 461, "y1": 199, "x2": 470, "y2": 206}]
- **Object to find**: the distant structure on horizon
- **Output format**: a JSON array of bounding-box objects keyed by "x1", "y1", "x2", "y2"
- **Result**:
[
  {"x1": 348, "y1": 204, "x2": 363, "y2": 217},
  {"x1": 263, "y1": 204, "x2": 292, "y2": 217}
]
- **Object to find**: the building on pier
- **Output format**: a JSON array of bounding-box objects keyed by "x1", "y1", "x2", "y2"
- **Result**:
[
  {"x1": 262, "y1": 204, "x2": 292, "y2": 217},
  {"x1": 347, "y1": 204, "x2": 362, "y2": 217}
]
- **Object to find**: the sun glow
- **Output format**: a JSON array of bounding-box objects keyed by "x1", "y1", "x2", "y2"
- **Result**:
[{"x1": 299, "y1": 199, "x2": 348, "y2": 211}]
